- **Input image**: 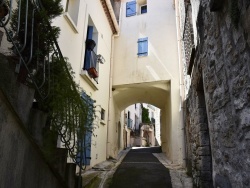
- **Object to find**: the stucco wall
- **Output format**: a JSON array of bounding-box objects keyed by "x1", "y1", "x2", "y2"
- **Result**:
[
  {"x1": 111, "y1": 0, "x2": 184, "y2": 165},
  {"x1": 186, "y1": 0, "x2": 250, "y2": 187},
  {"x1": 52, "y1": 0, "x2": 114, "y2": 167},
  {"x1": 113, "y1": 0, "x2": 179, "y2": 85}
]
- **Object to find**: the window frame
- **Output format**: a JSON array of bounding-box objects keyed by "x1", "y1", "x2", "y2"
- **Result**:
[{"x1": 140, "y1": 4, "x2": 147, "y2": 14}]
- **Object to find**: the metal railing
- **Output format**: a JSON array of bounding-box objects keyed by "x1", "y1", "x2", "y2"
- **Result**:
[{"x1": 0, "y1": 0, "x2": 93, "y2": 172}]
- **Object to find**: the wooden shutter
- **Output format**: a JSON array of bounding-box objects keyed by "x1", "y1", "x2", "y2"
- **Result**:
[
  {"x1": 126, "y1": 1, "x2": 136, "y2": 17},
  {"x1": 138, "y1": 37, "x2": 148, "y2": 56}
]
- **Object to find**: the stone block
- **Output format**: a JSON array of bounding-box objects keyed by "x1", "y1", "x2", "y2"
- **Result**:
[
  {"x1": 52, "y1": 148, "x2": 68, "y2": 179},
  {"x1": 198, "y1": 156, "x2": 212, "y2": 171},
  {"x1": 197, "y1": 146, "x2": 211, "y2": 156},
  {"x1": 66, "y1": 163, "x2": 76, "y2": 188},
  {"x1": 200, "y1": 180, "x2": 213, "y2": 188},
  {"x1": 196, "y1": 123, "x2": 208, "y2": 132},
  {"x1": 28, "y1": 108, "x2": 47, "y2": 146},
  {"x1": 196, "y1": 93, "x2": 206, "y2": 108},
  {"x1": 200, "y1": 170, "x2": 212, "y2": 181},
  {"x1": 214, "y1": 174, "x2": 232, "y2": 188},
  {"x1": 198, "y1": 131, "x2": 210, "y2": 146}
]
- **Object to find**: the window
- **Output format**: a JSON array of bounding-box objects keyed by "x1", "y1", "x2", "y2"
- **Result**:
[
  {"x1": 138, "y1": 37, "x2": 148, "y2": 56},
  {"x1": 83, "y1": 17, "x2": 101, "y2": 83},
  {"x1": 138, "y1": 0, "x2": 147, "y2": 15},
  {"x1": 101, "y1": 108, "x2": 105, "y2": 120},
  {"x1": 65, "y1": 0, "x2": 80, "y2": 25},
  {"x1": 141, "y1": 5, "x2": 147, "y2": 14},
  {"x1": 126, "y1": 1, "x2": 136, "y2": 17}
]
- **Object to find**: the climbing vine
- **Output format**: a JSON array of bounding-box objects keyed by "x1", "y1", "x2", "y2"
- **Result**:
[
  {"x1": 8, "y1": 0, "x2": 96, "y2": 163},
  {"x1": 141, "y1": 104, "x2": 151, "y2": 123}
]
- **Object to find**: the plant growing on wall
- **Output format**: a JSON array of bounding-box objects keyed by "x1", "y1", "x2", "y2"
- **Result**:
[
  {"x1": 8, "y1": 0, "x2": 96, "y2": 165},
  {"x1": 141, "y1": 103, "x2": 151, "y2": 124},
  {"x1": 9, "y1": 0, "x2": 63, "y2": 84}
]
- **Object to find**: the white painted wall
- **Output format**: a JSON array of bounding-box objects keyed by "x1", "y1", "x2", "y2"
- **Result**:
[
  {"x1": 113, "y1": 0, "x2": 179, "y2": 85},
  {"x1": 110, "y1": 0, "x2": 185, "y2": 165},
  {"x1": 143, "y1": 103, "x2": 161, "y2": 146},
  {"x1": 53, "y1": 0, "x2": 114, "y2": 167}
]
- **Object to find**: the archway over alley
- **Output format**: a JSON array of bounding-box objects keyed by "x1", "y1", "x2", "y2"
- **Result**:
[{"x1": 109, "y1": 80, "x2": 185, "y2": 165}]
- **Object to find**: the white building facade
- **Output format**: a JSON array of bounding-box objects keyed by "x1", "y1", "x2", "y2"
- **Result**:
[
  {"x1": 110, "y1": 0, "x2": 185, "y2": 165},
  {"x1": 52, "y1": 0, "x2": 119, "y2": 167}
]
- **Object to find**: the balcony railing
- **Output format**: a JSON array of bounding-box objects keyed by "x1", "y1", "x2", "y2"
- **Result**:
[{"x1": 0, "y1": 0, "x2": 95, "y2": 171}]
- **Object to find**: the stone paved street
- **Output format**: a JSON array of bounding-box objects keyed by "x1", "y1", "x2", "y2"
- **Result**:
[
  {"x1": 82, "y1": 147, "x2": 193, "y2": 188},
  {"x1": 109, "y1": 147, "x2": 172, "y2": 188},
  {"x1": 107, "y1": 147, "x2": 192, "y2": 188}
]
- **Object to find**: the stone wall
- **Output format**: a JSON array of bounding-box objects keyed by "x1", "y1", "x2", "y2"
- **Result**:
[
  {"x1": 0, "y1": 54, "x2": 76, "y2": 188},
  {"x1": 185, "y1": 0, "x2": 250, "y2": 187}
]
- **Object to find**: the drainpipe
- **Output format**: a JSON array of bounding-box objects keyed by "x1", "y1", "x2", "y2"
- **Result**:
[
  {"x1": 104, "y1": 0, "x2": 120, "y2": 159},
  {"x1": 104, "y1": 0, "x2": 120, "y2": 34},
  {"x1": 174, "y1": 0, "x2": 186, "y2": 167}
]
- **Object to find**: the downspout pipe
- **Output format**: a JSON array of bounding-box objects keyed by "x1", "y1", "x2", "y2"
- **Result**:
[
  {"x1": 104, "y1": 0, "x2": 120, "y2": 159},
  {"x1": 174, "y1": 0, "x2": 186, "y2": 168}
]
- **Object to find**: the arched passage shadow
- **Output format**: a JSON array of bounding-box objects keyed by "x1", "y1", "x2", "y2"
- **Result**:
[{"x1": 112, "y1": 81, "x2": 174, "y2": 159}]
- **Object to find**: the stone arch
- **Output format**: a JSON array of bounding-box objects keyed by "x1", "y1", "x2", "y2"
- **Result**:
[{"x1": 111, "y1": 80, "x2": 183, "y2": 163}]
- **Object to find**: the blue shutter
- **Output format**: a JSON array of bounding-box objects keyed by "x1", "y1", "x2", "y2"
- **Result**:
[
  {"x1": 138, "y1": 37, "x2": 148, "y2": 56},
  {"x1": 126, "y1": 1, "x2": 136, "y2": 17},
  {"x1": 76, "y1": 92, "x2": 95, "y2": 166},
  {"x1": 84, "y1": 26, "x2": 94, "y2": 70}
]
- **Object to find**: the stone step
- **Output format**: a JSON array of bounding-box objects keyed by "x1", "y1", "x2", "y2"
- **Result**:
[
  {"x1": 75, "y1": 175, "x2": 82, "y2": 188},
  {"x1": 27, "y1": 108, "x2": 48, "y2": 146},
  {"x1": 52, "y1": 148, "x2": 68, "y2": 179},
  {"x1": 66, "y1": 163, "x2": 76, "y2": 188},
  {"x1": 0, "y1": 54, "x2": 35, "y2": 126}
]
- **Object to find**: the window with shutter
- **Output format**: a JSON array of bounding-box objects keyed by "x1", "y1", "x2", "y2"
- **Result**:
[
  {"x1": 126, "y1": 1, "x2": 136, "y2": 17},
  {"x1": 76, "y1": 92, "x2": 95, "y2": 166},
  {"x1": 138, "y1": 37, "x2": 148, "y2": 56},
  {"x1": 84, "y1": 26, "x2": 94, "y2": 71}
]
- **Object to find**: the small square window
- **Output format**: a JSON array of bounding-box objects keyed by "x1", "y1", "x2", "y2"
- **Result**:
[
  {"x1": 141, "y1": 5, "x2": 147, "y2": 14},
  {"x1": 101, "y1": 108, "x2": 105, "y2": 120}
]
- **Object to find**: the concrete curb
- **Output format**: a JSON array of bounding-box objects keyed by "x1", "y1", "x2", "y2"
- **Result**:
[{"x1": 81, "y1": 148, "x2": 131, "y2": 188}]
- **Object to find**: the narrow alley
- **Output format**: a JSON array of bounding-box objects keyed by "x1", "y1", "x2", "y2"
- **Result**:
[
  {"x1": 1, "y1": 0, "x2": 250, "y2": 188},
  {"x1": 82, "y1": 147, "x2": 193, "y2": 188},
  {"x1": 110, "y1": 147, "x2": 172, "y2": 188}
]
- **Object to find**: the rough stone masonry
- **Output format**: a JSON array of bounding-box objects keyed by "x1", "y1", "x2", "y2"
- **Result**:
[{"x1": 185, "y1": 0, "x2": 250, "y2": 187}]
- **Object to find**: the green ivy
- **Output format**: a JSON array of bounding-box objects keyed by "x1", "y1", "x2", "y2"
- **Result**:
[
  {"x1": 9, "y1": 0, "x2": 95, "y2": 162},
  {"x1": 141, "y1": 104, "x2": 151, "y2": 124}
]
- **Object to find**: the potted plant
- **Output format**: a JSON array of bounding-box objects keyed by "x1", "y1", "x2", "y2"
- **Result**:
[{"x1": 87, "y1": 67, "x2": 98, "y2": 78}]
